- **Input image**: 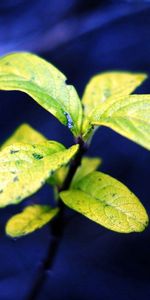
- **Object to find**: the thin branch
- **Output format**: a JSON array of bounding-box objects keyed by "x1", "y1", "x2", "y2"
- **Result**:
[{"x1": 27, "y1": 137, "x2": 87, "y2": 300}]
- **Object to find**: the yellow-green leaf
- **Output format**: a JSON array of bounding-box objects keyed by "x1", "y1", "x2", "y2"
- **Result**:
[
  {"x1": 48, "y1": 156, "x2": 101, "y2": 188},
  {"x1": 6, "y1": 205, "x2": 59, "y2": 237},
  {"x1": 2, "y1": 123, "x2": 46, "y2": 149},
  {"x1": 82, "y1": 72, "x2": 147, "y2": 139},
  {"x1": 0, "y1": 52, "x2": 82, "y2": 136},
  {"x1": 92, "y1": 95, "x2": 150, "y2": 150},
  {"x1": 0, "y1": 142, "x2": 78, "y2": 207},
  {"x1": 48, "y1": 165, "x2": 68, "y2": 187},
  {"x1": 60, "y1": 171, "x2": 148, "y2": 233},
  {"x1": 71, "y1": 156, "x2": 101, "y2": 188}
]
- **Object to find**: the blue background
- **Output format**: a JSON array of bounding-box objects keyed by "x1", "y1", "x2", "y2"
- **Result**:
[{"x1": 0, "y1": 1, "x2": 150, "y2": 299}]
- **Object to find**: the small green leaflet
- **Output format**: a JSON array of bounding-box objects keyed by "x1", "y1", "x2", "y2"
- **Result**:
[
  {"x1": 48, "y1": 156, "x2": 101, "y2": 202},
  {"x1": 48, "y1": 156, "x2": 101, "y2": 188},
  {"x1": 2, "y1": 123, "x2": 46, "y2": 149},
  {"x1": 93, "y1": 95, "x2": 150, "y2": 150},
  {"x1": 47, "y1": 165, "x2": 68, "y2": 187},
  {"x1": 6, "y1": 205, "x2": 59, "y2": 237},
  {"x1": 81, "y1": 72, "x2": 148, "y2": 143},
  {"x1": 60, "y1": 171, "x2": 148, "y2": 233},
  {"x1": 0, "y1": 141, "x2": 78, "y2": 207},
  {"x1": 71, "y1": 156, "x2": 101, "y2": 188},
  {"x1": 0, "y1": 52, "x2": 83, "y2": 136}
]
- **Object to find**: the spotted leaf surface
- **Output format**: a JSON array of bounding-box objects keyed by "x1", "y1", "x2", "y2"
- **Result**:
[
  {"x1": 6, "y1": 205, "x2": 59, "y2": 237},
  {"x1": 60, "y1": 171, "x2": 148, "y2": 233},
  {"x1": 0, "y1": 52, "x2": 82, "y2": 136},
  {"x1": 2, "y1": 123, "x2": 46, "y2": 149},
  {"x1": 0, "y1": 142, "x2": 78, "y2": 207},
  {"x1": 92, "y1": 95, "x2": 150, "y2": 150},
  {"x1": 82, "y1": 72, "x2": 147, "y2": 139}
]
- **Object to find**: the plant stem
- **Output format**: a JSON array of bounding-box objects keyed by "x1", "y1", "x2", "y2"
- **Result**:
[
  {"x1": 27, "y1": 137, "x2": 87, "y2": 300},
  {"x1": 59, "y1": 136, "x2": 88, "y2": 193}
]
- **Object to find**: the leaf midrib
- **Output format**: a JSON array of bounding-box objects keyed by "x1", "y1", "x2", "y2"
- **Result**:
[
  {"x1": 0, "y1": 76, "x2": 80, "y2": 134},
  {"x1": 74, "y1": 187, "x2": 145, "y2": 225}
]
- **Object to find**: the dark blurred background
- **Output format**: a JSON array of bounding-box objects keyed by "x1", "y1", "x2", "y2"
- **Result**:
[{"x1": 0, "y1": 1, "x2": 150, "y2": 299}]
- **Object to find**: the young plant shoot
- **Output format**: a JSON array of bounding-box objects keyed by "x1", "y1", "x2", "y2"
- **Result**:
[{"x1": 0, "y1": 52, "x2": 149, "y2": 238}]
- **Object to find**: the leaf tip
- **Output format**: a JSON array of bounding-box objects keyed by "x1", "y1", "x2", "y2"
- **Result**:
[{"x1": 137, "y1": 72, "x2": 148, "y2": 84}]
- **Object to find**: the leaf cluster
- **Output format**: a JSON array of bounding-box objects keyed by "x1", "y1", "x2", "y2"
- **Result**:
[{"x1": 0, "y1": 52, "x2": 149, "y2": 237}]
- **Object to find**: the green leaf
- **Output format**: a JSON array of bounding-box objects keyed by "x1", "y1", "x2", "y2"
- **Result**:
[
  {"x1": 0, "y1": 52, "x2": 83, "y2": 136},
  {"x1": 47, "y1": 165, "x2": 68, "y2": 187},
  {"x1": 60, "y1": 171, "x2": 148, "y2": 233},
  {"x1": 48, "y1": 156, "x2": 101, "y2": 188},
  {"x1": 82, "y1": 72, "x2": 147, "y2": 139},
  {"x1": 71, "y1": 156, "x2": 101, "y2": 188},
  {"x1": 92, "y1": 95, "x2": 150, "y2": 150},
  {"x1": 6, "y1": 205, "x2": 59, "y2": 237},
  {"x1": 0, "y1": 142, "x2": 78, "y2": 207},
  {"x1": 2, "y1": 123, "x2": 46, "y2": 149}
]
